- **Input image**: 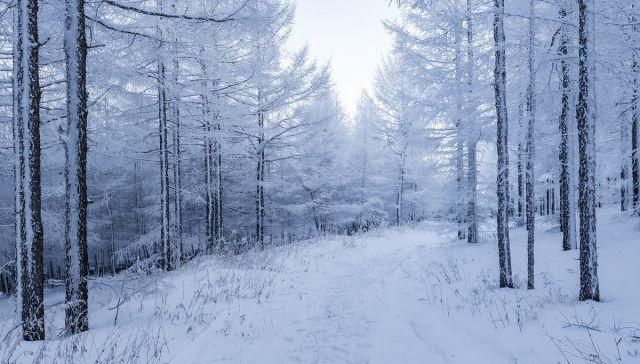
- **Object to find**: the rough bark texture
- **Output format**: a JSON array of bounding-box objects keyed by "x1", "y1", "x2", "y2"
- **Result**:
[
  {"x1": 525, "y1": 0, "x2": 536, "y2": 290},
  {"x1": 465, "y1": 0, "x2": 478, "y2": 244},
  {"x1": 493, "y1": 0, "x2": 513, "y2": 288},
  {"x1": 256, "y1": 98, "x2": 266, "y2": 246},
  {"x1": 632, "y1": 40, "x2": 639, "y2": 212},
  {"x1": 576, "y1": 0, "x2": 600, "y2": 302},
  {"x1": 16, "y1": 0, "x2": 45, "y2": 341},
  {"x1": 558, "y1": 4, "x2": 577, "y2": 250},
  {"x1": 63, "y1": 0, "x2": 90, "y2": 335},
  {"x1": 157, "y1": 0, "x2": 172, "y2": 270},
  {"x1": 171, "y1": 58, "x2": 183, "y2": 263}
]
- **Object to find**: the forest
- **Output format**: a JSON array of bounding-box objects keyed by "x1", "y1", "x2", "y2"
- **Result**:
[{"x1": 0, "y1": 0, "x2": 638, "y2": 363}]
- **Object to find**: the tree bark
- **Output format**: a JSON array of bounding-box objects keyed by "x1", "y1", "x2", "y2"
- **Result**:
[
  {"x1": 157, "y1": 2, "x2": 172, "y2": 270},
  {"x1": 576, "y1": 0, "x2": 600, "y2": 302},
  {"x1": 256, "y1": 93, "x2": 266, "y2": 246},
  {"x1": 16, "y1": 0, "x2": 45, "y2": 341},
  {"x1": 525, "y1": 0, "x2": 536, "y2": 290},
  {"x1": 63, "y1": 0, "x2": 90, "y2": 335},
  {"x1": 465, "y1": 0, "x2": 478, "y2": 244},
  {"x1": 558, "y1": 3, "x2": 577, "y2": 250},
  {"x1": 493, "y1": 0, "x2": 513, "y2": 288}
]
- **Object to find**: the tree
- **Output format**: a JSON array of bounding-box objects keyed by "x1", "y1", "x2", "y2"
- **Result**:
[
  {"x1": 632, "y1": 6, "x2": 640, "y2": 213},
  {"x1": 465, "y1": 0, "x2": 479, "y2": 244},
  {"x1": 576, "y1": 0, "x2": 600, "y2": 302},
  {"x1": 493, "y1": 0, "x2": 513, "y2": 288},
  {"x1": 558, "y1": 0, "x2": 578, "y2": 250},
  {"x1": 63, "y1": 0, "x2": 90, "y2": 334},
  {"x1": 14, "y1": 0, "x2": 45, "y2": 341},
  {"x1": 525, "y1": 0, "x2": 536, "y2": 290}
]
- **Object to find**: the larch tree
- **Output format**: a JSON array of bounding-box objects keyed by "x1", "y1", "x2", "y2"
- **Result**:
[
  {"x1": 631, "y1": 6, "x2": 640, "y2": 214},
  {"x1": 63, "y1": 0, "x2": 90, "y2": 334},
  {"x1": 557, "y1": 0, "x2": 578, "y2": 250},
  {"x1": 465, "y1": 0, "x2": 479, "y2": 244},
  {"x1": 15, "y1": 0, "x2": 45, "y2": 341},
  {"x1": 525, "y1": 0, "x2": 536, "y2": 290},
  {"x1": 576, "y1": 0, "x2": 600, "y2": 302},
  {"x1": 493, "y1": 0, "x2": 513, "y2": 288}
]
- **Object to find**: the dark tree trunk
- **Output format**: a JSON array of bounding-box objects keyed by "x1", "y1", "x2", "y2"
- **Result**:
[
  {"x1": 465, "y1": 0, "x2": 478, "y2": 243},
  {"x1": 525, "y1": 0, "x2": 536, "y2": 290},
  {"x1": 63, "y1": 0, "x2": 90, "y2": 335},
  {"x1": 16, "y1": 0, "x2": 45, "y2": 341},
  {"x1": 158, "y1": 60, "x2": 172, "y2": 270},
  {"x1": 558, "y1": 4, "x2": 576, "y2": 250},
  {"x1": 576, "y1": 0, "x2": 600, "y2": 302},
  {"x1": 256, "y1": 100, "x2": 266, "y2": 246},
  {"x1": 632, "y1": 46, "x2": 639, "y2": 212},
  {"x1": 171, "y1": 58, "x2": 183, "y2": 263},
  {"x1": 493, "y1": 0, "x2": 513, "y2": 288}
]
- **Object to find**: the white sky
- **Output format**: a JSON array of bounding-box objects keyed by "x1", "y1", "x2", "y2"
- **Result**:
[{"x1": 288, "y1": 0, "x2": 398, "y2": 116}]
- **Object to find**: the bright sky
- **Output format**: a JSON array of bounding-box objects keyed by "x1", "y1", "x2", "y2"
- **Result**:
[{"x1": 288, "y1": 0, "x2": 398, "y2": 116}]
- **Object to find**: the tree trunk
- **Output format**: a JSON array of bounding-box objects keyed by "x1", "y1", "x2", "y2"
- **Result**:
[
  {"x1": 576, "y1": 0, "x2": 600, "y2": 302},
  {"x1": 157, "y1": 3, "x2": 172, "y2": 270},
  {"x1": 558, "y1": 3, "x2": 578, "y2": 250},
  {"x1": 63, "y1": 0, "x2": 90, "y2": 335},
  {"x1": 171, "y1": 58, "x2": 183, "y2": 263},
  {"x1": 16, "y1": 0, "x2": 45, "y2": 341},
  {"x1": 525, "y1": 0, "x2": 536, "y2": 290},
  {"x1": 256, "y1": 94, "x2": 266, "y2": 246},
  {"x1": 493, "y1": 0, "x2": 513, "y2": 288},
  {"x1": 466, "y1": 0, "x2": 478, "y2": 244},
  {"x1": 632, "y1": 17, "x2": 640, "y2": 212},
  {"x1": 454, "y1": 19, "x2": 466, "y2": 239},
  {"x1": 396, "y1": 151, "x2": 406, "y2": 226}
]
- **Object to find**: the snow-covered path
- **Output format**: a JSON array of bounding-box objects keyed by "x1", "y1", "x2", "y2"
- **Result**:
[
  {"x1": 169, "y1": 213, "x2": 640, "y2": 364},
  {"x1": 1, "y1": 210, "x2": 639, "y2": 364},
  {"x1": 173, "y1": 227, "x2": 449, "y2": 363}
]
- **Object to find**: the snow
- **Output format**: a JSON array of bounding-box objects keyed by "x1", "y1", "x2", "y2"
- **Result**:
[{"x1": 1, "y1": 208, "x2": 639, "y2": 363}]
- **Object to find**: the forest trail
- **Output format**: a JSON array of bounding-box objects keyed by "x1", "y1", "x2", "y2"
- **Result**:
[
  {"x1": 172, "y1": 224, "x2": 474, "y2": 363},
  {"x1": 169, "y1": 212, "x2": 640, "y2": 364},
  {"x1": 2, "y1": 211, "x2": 639, "y2": 363}
]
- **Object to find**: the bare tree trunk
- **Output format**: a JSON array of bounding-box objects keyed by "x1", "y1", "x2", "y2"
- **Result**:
[
  {"x1": 632, "y1": 13, "x2": 640, "y2": 213},
  {"x1": 396, "y1": 151, "x2": 406, "y2": 226},
  {"x1": 466, "y1": 0, "x2": 479, "y2": 244},
  {"x1": 12, "y1": 3, "x2": 26, "y2": 331},
  {"x1": 171, "y1": 58, "x2": 183, "y2": 263},
  {"x1": 63, "y1": 0, "x2": 90, "y2": 335},
  {"x1": 16, "y1": 0, "x2": 45, "y2": 341},
  {"x1": 454, "y1": 18, "x2": 466, "y2": 239},
  {"x1": 493, "y1": 0, "x2": 513, "y2": 288},
  {"x1": 157, "y1": 1, "x2": 172, "y2": 270},
  {"x1": 576, "y1": 0, "x2": 599, "y2": 302},
  {"x1": 558, "y1": 3, "x2": 578, "y2": 250},
  {"x1": 525, "y1": 0, "x2": 536, "y2": 290},
  {"x1": 256, "y1": 93, "x2": 266, "y2": 246}
]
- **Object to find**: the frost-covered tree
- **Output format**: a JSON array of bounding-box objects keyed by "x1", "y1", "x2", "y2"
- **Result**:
[
  {"x1": 576, "y1": 0, "x2": 600, "y2": 302},
  {"x1": 63, "y1": 0, "x2": 90, "y2": 334},
  {"x1": 14, "y1": 0, "x2": 45, "y2": 341},
  {"x1": 493, "y1": 0, "x2": 513, "y2": 288}
]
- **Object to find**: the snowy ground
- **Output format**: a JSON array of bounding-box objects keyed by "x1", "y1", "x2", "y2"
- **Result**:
[{"x1": 1, "y1": 207, "x2": 639, "y2": 363}]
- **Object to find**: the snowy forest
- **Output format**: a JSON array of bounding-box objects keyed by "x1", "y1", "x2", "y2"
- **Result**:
[{"x1": 0, "y1": 0, "x2": 639, "y2": 362}]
